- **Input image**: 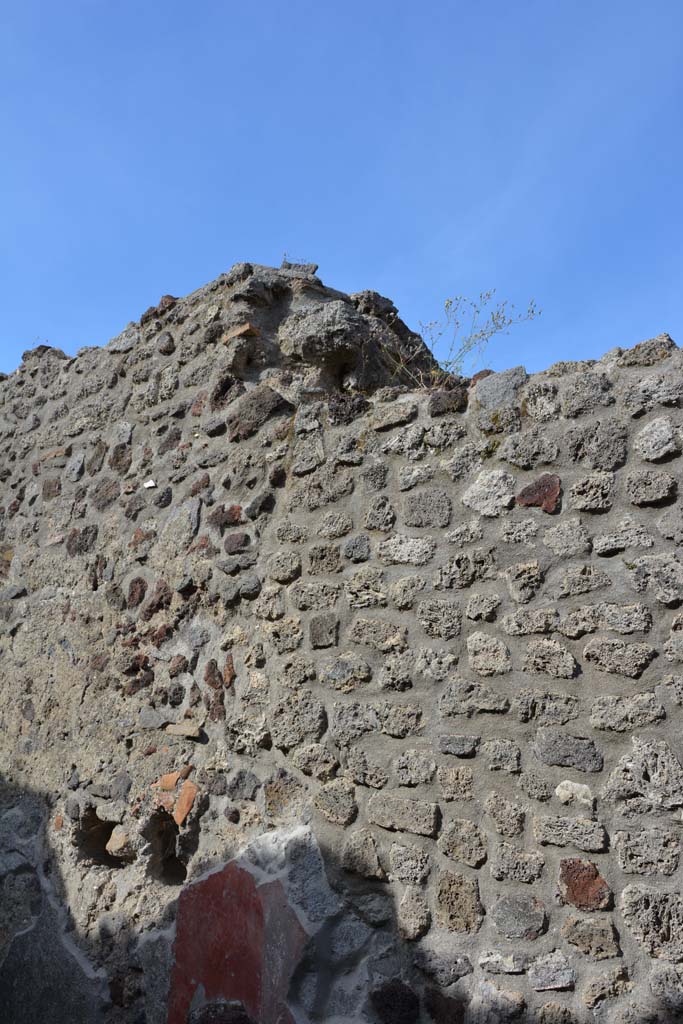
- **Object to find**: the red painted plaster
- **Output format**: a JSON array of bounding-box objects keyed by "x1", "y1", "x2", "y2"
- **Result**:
[{"x1": 167, "y1": 862, "x2": 306, "y2": 1024}]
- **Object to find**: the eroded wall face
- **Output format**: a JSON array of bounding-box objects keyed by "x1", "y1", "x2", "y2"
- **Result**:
[{"x1": 1, "y1": 263, "x2": 683, "y2": 1023}]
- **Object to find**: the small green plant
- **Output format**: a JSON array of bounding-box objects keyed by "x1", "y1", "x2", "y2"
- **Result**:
[
  {"x1": 376, "y1": 289, "x2": 541, "y2": 390},
  {"x1": 421, "y1": 290, "x2": 541, "y2": 377}
]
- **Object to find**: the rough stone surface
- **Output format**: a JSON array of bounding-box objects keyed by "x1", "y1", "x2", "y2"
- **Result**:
[
  {"x1": 389, "y1": 843, "x2": 430, "y2": 884},
  {"x1": 434, "y1": 871, "x2": 483, "y2": 933},
  {"x1": 614, "y1": 828, "x2": 680, "y2": 876},
  {"x1": 555, "y1": 779, "x2": 594, "y2": 808},
  {"x1": 472, "y1": 365, "x2": 527, "y2": 409},
  {"x1": 603, "y1": 738, "x2": 683, "y2": 815},
  {"x1": 533, "y1": 728, "x2": 604, "y2": 773},
  {"x1": 438, "y1": 817, "x2": 488, "y2": 867},
  {"x1": 467, "y1": 630, "x2": 512, "y2": 675},
  {"x1": 397, "y1": 885, "x2": 431, "y2": 941},
  {"x1": 590, "y1": 692, "x2": 665, "y2": 731},
  {"x1": 558, "y1": 858, "x2": 612, "y2": 910},
  {"x1": 1, "y1": 264, "x2": 682, "y2": 1022},
  {"x1": 533, "y1": 816, "x2": 608, "y2": 851},
  {"x1": 525, "y1": 638, "x2": 578, "y2": 678},
  {"x1": 569, "y1": 472, "x2": 614, "y2": 512},
  {"x1": 404, "y1": 489, "x2": 452, "y2": 528},
  {"x1": 626, "y1": 469, "x2": 677, "y2": 507},
  {"x1": 485, "y1": 791, "x2": 525, "y2": 836},
  {"x1": 528, "y1": 950, "x2": 576, "y2": 992},
  {"x1": 583, "y1": 637, "x2": 657, "y2": 677},
  {"x1": 491, "y1": 894, "x2": 547, "y2": 940},
  {"x1": 621, "y1": 887, "x2": 683, "y2": 962},
  {"x1": 462, "y1": 469, "x2": 516, "y2": 517},
  {"x1": 367, "y1": 793, "x2": 439, "y2": 837},
  {"x1": 561, "y1": 914, "x2": 621, "y2": 960},
  {"x1": 490, "y1": 841, "x2": 544, "y2": 883}
]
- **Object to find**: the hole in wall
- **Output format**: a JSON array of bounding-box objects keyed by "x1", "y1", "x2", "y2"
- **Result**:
[
  {"x1": 75, "y1": 807, "x2": 123, "y2": 868},
  {"x1": 210, "y1": 372, "x2": 242, "y2": 412},
  {"x1": 142, "y1": 809, "x2": 187, "y2": 885}
]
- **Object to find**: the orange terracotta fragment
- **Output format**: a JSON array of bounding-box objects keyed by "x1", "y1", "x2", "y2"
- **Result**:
[
  {"x1": 225, "y1": 322, "x2": 260, "y2": 341},
  {"x1": 155, "y1": 771, "x2": 181, "y2": 792},
  {"x1": 173, "y1": 780, "x2": 199, "y2": 826}
]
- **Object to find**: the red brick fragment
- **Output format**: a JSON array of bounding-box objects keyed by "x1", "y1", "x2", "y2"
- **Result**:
[
  {"x1": 190, "y1": 473, "x2": 211, "y2": 497},
  {"x1": 559, "y1": 858, "x2": 612, "y2": 910},
  {"x1": 225, "y1": 504, "x2": 243, "y2": 526},
  {"x1": 127, "y1": 577, "x2": 148, "y2": 608},
  {"x1": 516, "y1": 473, "x2": 562, "y2": 514},
  {"x1": 169, "y1": 655, "x2": 188, "y2": 678},
  {"x1": 223, "y1": 653, "x2": 236, "y2": 688},
  {"x1": 224, "y1": 532, "x2": 250, "y2": 554},
  {"x1": 151, "y1": 623, "x2": 172, "y2": 646},
  {"x1": 139, "y1": 579, "x2": 172, "y2": 622},
  {"x1": 41, "y1": 445, "x2": 72, "y2": 463},
  {"x1": 204, "y1": 660, "x2": 224, "y2": 691},
  {"x1": 189, "y1": 535, "x2": 218, "y2": 557},
  {"x1": 129, "y1": 527, "x2": 155, "y2": 550}
]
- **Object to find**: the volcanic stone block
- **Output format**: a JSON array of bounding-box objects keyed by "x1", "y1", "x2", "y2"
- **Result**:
[
  {"x1": 614, "y1": 828, "x2": 681, "y2": 876},
  {"x1": 226, "y1": 385, "x2": 292, "y2": 441},
  {"x1": 491, "y1": 894, "x2": 546, "y2": 940},
  {"x1": 621, "y1": 887, "x2": 683, "y2": 961},
  {"x1": 583, "y1": 637, "x2": 656, "y2": 678},
  {"x1": 569, "y1": 473, "x2": 613, "y2": 512},
  {"x1": 438, "y1": 819, "x2": 488, "y2": 867},
  {"x1": 533, "y1": 728, "x2": 603, "y2": 773},
  {"x1": 561, "y1": 915, "x2": 621, "y2": 960},
  {"x1": 525, "y1": 638, "x2": 578, "y2": 678},
  {"x1": 490, "y1": 842, "x2": 544, "y2": 883},
  {"x1": 462, "y1": 470, "x2": 516, "y2": 517},
  {"x1": 528, "y1": 951, "x2": 575, "y2": 992},
  {"x1": 626, "y1": 469, "x2": 677, "y2": 506},
  {"x1": 404, "y1": 489, "x2": 452, "y2": 528},
  {"x1": 603, "y1": 738, "x2": 683, "y2": 815},
  {"x1": 467, "y1": 631, "x2": 512, "y2": 676},
  {"x1": 533, "y1": 816, "x2": 607, "y2": 852},
  {"x1": 434, "y1": 871, "x2": 483, "y2": 933},
  {"x1": 367, "y1": 793, "x2": 439, "y2": 837}
]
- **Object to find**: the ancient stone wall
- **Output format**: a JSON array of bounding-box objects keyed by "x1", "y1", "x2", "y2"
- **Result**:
[{"x1": 1, "y1": 262, "x2": 683, "y2": 1023}]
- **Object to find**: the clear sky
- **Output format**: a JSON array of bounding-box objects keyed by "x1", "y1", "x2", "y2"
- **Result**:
[{"x1": 1, "y1": 1, "x2": 682, "y2": 375}]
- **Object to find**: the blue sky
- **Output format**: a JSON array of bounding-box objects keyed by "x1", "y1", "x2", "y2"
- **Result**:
[{"x1": 1, "y1": 1, "x2": 682, "y2": 375}]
